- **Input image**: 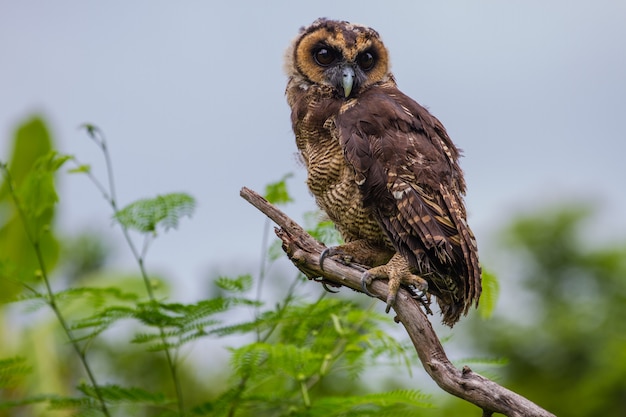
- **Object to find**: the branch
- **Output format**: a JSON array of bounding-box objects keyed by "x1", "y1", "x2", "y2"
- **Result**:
[{"x1": 240, "y1": 187, "x2": 555, "y2": 417}]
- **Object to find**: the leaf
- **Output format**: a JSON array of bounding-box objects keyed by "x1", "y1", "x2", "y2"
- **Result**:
[
  {"x1": 0, "y1": 394, "x2": 52, "y2": 410},
  {"x1": 0, "y1": 116, "x2": 61, "y2": 300},
  {"x1": 303, "y1": 211, "x2": 343, "y2": 246},
  {"x1": 478, "y1": 269, "x2": 500, "y2": 319},
  {"x1": 128, "y1": 297, "x2": 258, "y2": 351},
  {"x1": 310, "y1": 389, "x2": 433, "y2": 416},
  {"x1": 230, "y1": 342, "x2": 323, "y2": 380},
  {"x1": 0, "y1": 356, "x2": 31, "y2": 389},
  {"x1": 0, "y1": 116, "x2": 54, "y2": 198},
  {"x1": 215, "y1": 274, "x2": 253, "y2": 292},
  {"x1": 18, "y1": 152, "x2": 71, "y2": 218},
  {"x1": 67, "y1": 164, "x2": 91, "y2": 174},
  {"x1": 264, "y1": 173, "x2": 293, "y2": 205},
  {"x1": 114, "y1": 192, "x2": 196, "y2": 233},
  {"x1": 47, "y1": 395, "x2": 96, "y2": 410},
  {"x1": 77, "y1": 382, "x2": 168, "y2": 404}
]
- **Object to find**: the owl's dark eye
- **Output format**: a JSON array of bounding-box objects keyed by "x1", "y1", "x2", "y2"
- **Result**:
[
  {"x1": 313, "y1": 47, "x2": 336, "y2": 66},
  {"x1": 357, "y1": 51, "x2": 375, "y2": 71}
]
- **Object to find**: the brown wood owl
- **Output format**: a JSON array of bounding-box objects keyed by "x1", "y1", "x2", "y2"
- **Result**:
[{"x1": 284, "y1": 18, "x2": 481, "y2": 326}]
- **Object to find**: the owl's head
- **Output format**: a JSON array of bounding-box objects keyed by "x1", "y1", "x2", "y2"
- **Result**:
[{"x1": 285, "y1": 18, "x2": 391, "y2": 98}]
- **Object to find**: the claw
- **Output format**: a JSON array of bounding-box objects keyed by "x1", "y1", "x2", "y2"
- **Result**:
[
  {"x1": 414, "y1": 292, "x2": 433, "y2": 315},
  {"x1": 360, "y1": 271, "x2": 376, "y2": 297},
  {"x1": 322, "y1": 281, "x2": 340, "y2": 293},
  {"x1": 319, "y1": 247, "x2": 332, "y2": 271},
  {"x1": 408, "y1": 284, "x2": 433, "y2": 315},
  {"x1": 313, "y1": 276, "x2": 341, "y2": 293},
  {"x1": 385, "y1": 292, "x2": 396, "y2": 313}
]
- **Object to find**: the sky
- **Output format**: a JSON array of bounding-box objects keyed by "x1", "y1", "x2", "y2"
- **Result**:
[{"x1": 1, "y1": 1, "x2": 626, "y2": 307}]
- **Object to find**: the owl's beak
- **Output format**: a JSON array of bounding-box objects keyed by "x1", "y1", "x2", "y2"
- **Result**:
[{"x1": 342, "y1": 67, "x2": 355, "y2": 98}]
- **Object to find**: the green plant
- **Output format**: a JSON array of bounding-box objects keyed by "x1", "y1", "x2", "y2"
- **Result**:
[{"x1": 0, "y1": 117, "x2": 435, "y2": 416}]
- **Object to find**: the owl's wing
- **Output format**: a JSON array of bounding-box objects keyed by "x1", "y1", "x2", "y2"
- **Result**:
[{"x1": 335, "y1": 86, "x2": 481, "y2": 315}]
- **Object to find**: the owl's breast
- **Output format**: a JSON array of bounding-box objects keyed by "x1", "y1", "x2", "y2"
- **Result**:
[{"x1": 297, "y1": 126, "x2": 390, "y2": 247}]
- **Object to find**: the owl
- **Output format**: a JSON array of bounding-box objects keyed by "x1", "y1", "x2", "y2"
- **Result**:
[{"x1": 284, "y1": 18, "x2": 481, "y2": 326}]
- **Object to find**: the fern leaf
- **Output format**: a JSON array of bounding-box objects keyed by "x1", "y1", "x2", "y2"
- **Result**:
[
  {"x1": 215, "y1": 274, "x2": 253, "y2": 292},
  {"x1": 0, "y1": 356, "x2": 31, "y2": 389},
  {"x1": 209, "y1": 317, "x2": 269, "y2": 337},
  {"x1": 128, "y1": 297, "x2": 258, "y2": 350},
  {"x1": 114, "y1": 192, "x2": 195, "y2": 233},
  {"x1": 311, "y1": 389, "x2": 432, "y2": 416},
  {"x1": 56, "y1": 286, "x2": 140, "y2": 308},
  {"x1": 78, "y1": 383, "x2": 168, "y2": 404},
  {"x1": 47, "y1": 395, "x2": 94, "y2": 410},
  {"x1": 0, "y1": 394, "x2": 51, "y2": 410},
  {"x1": 71, "y1": 305, "x2": 136, "y2": 331}
]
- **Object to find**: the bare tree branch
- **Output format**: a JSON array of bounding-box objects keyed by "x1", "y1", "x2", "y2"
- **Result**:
[{"x1": 241, "y1": 186, "x2": 555, "y2": 417}]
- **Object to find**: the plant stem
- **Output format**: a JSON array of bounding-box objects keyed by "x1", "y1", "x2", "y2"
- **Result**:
[
  {"x1": 84, "y1": 128, "x2": 186, "y2": 416},
  {"x1": 255, "y1": 218, "x2": 271, "y2": 341},
  {"x1": 299, "y1": 377, "x2": 311, "y2": 408},
  {"x1": 1, "y1": 165, "x2": 111, "y2": 417}
]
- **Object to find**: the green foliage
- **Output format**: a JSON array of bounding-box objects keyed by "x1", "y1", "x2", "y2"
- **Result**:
[
  {"x1": 468, "y1": 204, "x2": 626, "y2": 416},
  {"x1": 215, "y1": 274, "x2": 253, "y2": 292},
  {"x1": 264, "y1": 173, "x2": 294, "y2": 205},
  {"x1": 0, "y1": 357, "x2": 31, "y2": 390},
  {"x1": 309, "y1": 389, "x2": 433, "y2": 416},
  {"x1": 4, "y1": 115, "x2": 564, "y2": 417},
  {"x1": 114, "y1": 193, "x2": 196, "y2": 234},
  {"x1": 0, "y1": 118, "x2": 203, "y2": 416},
  {"x1": 130, "y1": 297, "x2": 260, "y2": 351},
  {"x1": 204, "y1": 297, "x2": 429, "y2": 416},
  {"x1": 15, "y1": 152, "x2": 71, "y2": 234},
  {"x1": 0, "y1": 117, "x2": 61, "y2": 301},
  {"x1": 303, "y1": 211, "x2": 343, "y2": 246},
  {"x1": 77, "y1": 383, "x2": 168, "y2": 405},
  {"x1": 476, "y1": 269, "x2": 499, "y2": 319},
  {"x1": 1, "y1": 117, "x2": 434, "y2": 417}
]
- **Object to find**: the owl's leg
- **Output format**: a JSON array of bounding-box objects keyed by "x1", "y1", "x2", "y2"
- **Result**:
[
  {"x1": 319, "y1": 240, "x2": 394, "y2": 270},
  {"x1": 361, "y1": 253, "x2": 428, "y2": 313}
]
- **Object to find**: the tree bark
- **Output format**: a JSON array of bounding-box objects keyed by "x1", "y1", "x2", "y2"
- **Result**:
[{"x1": 240, "y1": 186, "x2": 556, "y2": 417}]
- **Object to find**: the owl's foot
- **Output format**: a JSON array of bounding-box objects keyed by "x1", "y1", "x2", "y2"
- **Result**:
[
  {"x1": 319, "y1": 240, "x2": 394, "y2": 272},
  {"x1": 361, "y1": 253, "x2": 429, "y2": 313}
]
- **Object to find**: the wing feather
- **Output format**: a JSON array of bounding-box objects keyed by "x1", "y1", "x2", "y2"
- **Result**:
[{"x1": 337, "y1": 84, "x2": 481, "y2": 324}]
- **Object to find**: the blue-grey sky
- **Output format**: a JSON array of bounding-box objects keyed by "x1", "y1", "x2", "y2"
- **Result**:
[{"x1": 2, "y1": 1, "x2": 625, "y2": 304}]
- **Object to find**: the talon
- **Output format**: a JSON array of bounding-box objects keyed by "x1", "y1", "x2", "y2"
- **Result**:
[
  {"x1": 319, "y1": 248, "x2": 332, "y2": 271},
  {"x1": 385, "y1": 292, "x2": 396, "y2": 313},
  {"x1": 322, "y1": 281, "x2": 340, "y2": 293},
  {"x1": 409, "y1": 285, "x2": 433, "y2": 315},
  {"x1": 360, "y1": 271, "x2": 376, "y2": 297}
]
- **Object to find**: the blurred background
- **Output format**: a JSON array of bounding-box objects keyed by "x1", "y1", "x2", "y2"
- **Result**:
[{"x1": 1, "y1": 1, "x2": 625, "y2": 416}]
